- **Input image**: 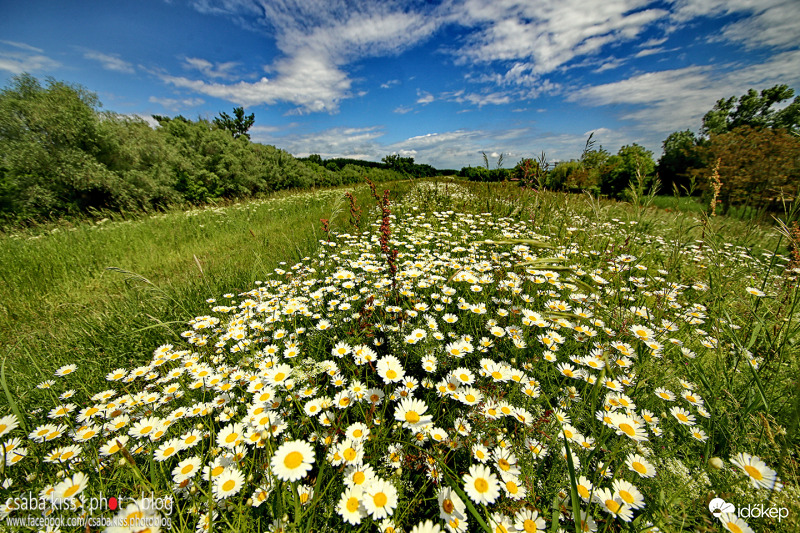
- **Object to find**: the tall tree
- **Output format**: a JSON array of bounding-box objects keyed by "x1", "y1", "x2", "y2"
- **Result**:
[
  {"x1": 658, "y1": 129, "x2": 703, "y2": 193},
  {"x1": 702, "y1": 85, "x2": 800, "y2": 136},
  {"x1": 213, "y1": 106, "x2": 255, "y2": 139}
]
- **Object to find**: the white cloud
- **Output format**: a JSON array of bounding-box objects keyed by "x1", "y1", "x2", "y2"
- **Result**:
[
  {"x1": 416, "y1": 90, "x2": 434, "y2": 104},
  {"x1": 84, "y1": 51, "x2": 135, "y2": 74},
  {"x1": 719, "y1": 1, "x2": 800, "y2": 50},
  {"x1": 183, "y1": 57, "x2": 239, "y2": 79},
  {"x1": 176, "y1": 0, "x2": 442, "y2": 113},
  {"x1": 570, "y1": 48, "x2": 800, "y2": 145},
  {"x1": 380, "y1": 79, "x2": 400, "y2": 88},
  {"x1": 252, "y1": 126, "x2": 386, "y2": 159},
  {"x1": 671, "y1": 0, "x2": 800, "y2": 50},
  {"x1": 0, "y1": 41, "x2": 60, "y2": 74},
  {"x1": 148, "y1": 96, "x2": 206, "y2": 110},
  {"x1": 0, "y1": 40, "x2": 44, "y2": 53},
  {"x1": 452, "y1": 0, "x2": 667, "y2": 74},
  {"x1": 393, "y1": 105, "x2": 413, "y2": 114}
]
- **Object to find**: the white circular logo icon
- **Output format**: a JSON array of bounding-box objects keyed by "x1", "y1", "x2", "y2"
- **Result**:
[{"x1": 709, "y1": 498, "x2": 736, "y2": 516}]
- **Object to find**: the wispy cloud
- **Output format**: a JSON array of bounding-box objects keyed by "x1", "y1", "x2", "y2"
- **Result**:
[
  {"x1": 183, "y1": 57, "x2": 239, "y2": 80},
  {"x1": 451, "y1": 1, "x2": 667, "y2": 72},
  {"x1": 252, "y1": 125, "x2": 386, "y2": 158},
  {"x1": 380, "y1": 79, "x2": 400, "y2": 89},
  {"x1": 148, "y1": 95, "x2": 206, "y2": 111},
  {"x1": 173, "y1": 0, "x2": 442, "y2": 113},
  {"x1": 0, "y1": 41, "x2": 60, "y2": 74},
  {"x1": 84, "y1": 50, "x2": 135, "y2": 73},
  {"x1": 416, "y1": 90, "x2": 434, "y2": 105},
  {"x1": 0, "y1": 40, "x2": 44, "y2": 53},
  {"x1": 571, "y1": 49, "x2": 800, "y2": 138}
]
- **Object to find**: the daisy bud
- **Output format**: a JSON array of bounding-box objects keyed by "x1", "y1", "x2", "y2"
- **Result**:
[
  {"x1": 190, "y1": 486, "x2": 198, "y2": 495},
  {"x1": 26, "y1": 473, "x2": 37, "y2": 482},
  {"x1": 709, "y1": 457, "x2": 723, "y2": 470},
  {"x1": 196, "y1": 423, "x2": 204, "y2": 430},
  {"x1": 246, "y1": 498, "x2": 253, "y2": 506},
  {"x1": 247, "y1": 474, "x2": 254, "y2": 483}
]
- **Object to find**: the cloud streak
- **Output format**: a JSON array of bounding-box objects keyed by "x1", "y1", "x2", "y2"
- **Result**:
[{"x1": 84, "y1": 51, "x2": 135, "y2": 74}]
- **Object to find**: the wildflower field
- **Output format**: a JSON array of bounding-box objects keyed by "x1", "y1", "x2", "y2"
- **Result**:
[{"x1": 1, "y1": 179, "x2": 799, "y2": 533}]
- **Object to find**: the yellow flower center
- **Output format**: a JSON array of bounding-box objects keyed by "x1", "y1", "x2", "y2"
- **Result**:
[
  {"x1": 726, "y1": 522, "x2": 743, "y2": 533},
  {"x1": 347, "y1": 497, "x2": 360, "y2": 512},
  {"x1": 619, "y1": 490, "x2": 634, "y2": 504},
  {"x1": 222, "y1": 479, "x2": 236, "y2": 492},
  {"x1": 506, "y1": 481, "x2": 519, "y2": 494},
  {"x1": 63, "y1": 484, "x2": 80, "y2": 498},
  {"x1": 605, "y1": 499, "x2": 620, "y2": 513},
  {"x1": 474, "y1": 478, "x2": 489, "y2": 493},
  {"x1": 225, "y1": 433, "x2": 238, "y2": 444},
  {"x1": 374, "y1": 492, "x2": 388, "y2": 507},
  {"x1": 181, "y1": 464, "x2": 194, "y2": 475},
  {"x1": 386, "y1": 370, "x2": 397, "y2": 379},
  {"x1": 744, "y1": 465, "x2": 763, "y2": 480},
  {"x1": 284, "y1": 451, "x2": 304, "y2": 469},
  {"x1": 211, "y1": 466, "x2": 224, "y2": 477},
  {"x1": 405, "y1": 411, "x2": 420, "y2": 424},
  {"x1": 632, "y1": 462, "x2": 646, "y2": 475}
]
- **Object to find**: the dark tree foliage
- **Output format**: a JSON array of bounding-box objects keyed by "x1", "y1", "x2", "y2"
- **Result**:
[
  {"x1": 693, "y1": 126, "x2": 800, "y2": 214},
  {"x1": 213, "y1": 106, "x2": 255, "y2": 140},
  {"x1": 657, "y1": 130, "x2": 703, "y2": 193}
]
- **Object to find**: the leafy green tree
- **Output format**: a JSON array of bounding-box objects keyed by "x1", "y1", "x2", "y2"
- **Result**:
[
  {"x1": 547, "y1": 160, "x2": 582, "y2": 190},
  {"x1": 658, "y1": 130, "x2": 703, "y2": 194},
  {"x1": 213, "y1": 106, "x2": 255, "y2": 139},
  {"x1": 600, "y1": 144, "x2": 655, "y2": 198},
  {"x1": 702, "y1": 84, "x2": 800, "y2": 136},
  {"x1": 0, "y1": 73, "x2": 116, "y2": 218}
]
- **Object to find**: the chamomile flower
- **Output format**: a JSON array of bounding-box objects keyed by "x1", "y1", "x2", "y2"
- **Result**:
[
  {"x1": 52, "y1": 472, "x2": 88, "y2": 503},
  {"x1": 337, "y1": 487, "x2": 366, "y2": 525},
  {"x1": 730, "y1": 453, "x2": 782, "y2": 491},
  {"x1": 173, "y1": 457, "x2": 202, "y2": 483},
  {"x1": 362, "y1": 478, "x2": 398, "y2": 520},
  {"x1": 271, "y1": 439, "x2": 315, "y2": 482},
  {"x1": 463, "y1": 464, "x2": 500, "y2": 505},
  {"x1": 625, "y1": 453, "x2": 656, "y2": 478},
  {"x1": 213, "y1": 468, "x2": 245, "y2": 500}
]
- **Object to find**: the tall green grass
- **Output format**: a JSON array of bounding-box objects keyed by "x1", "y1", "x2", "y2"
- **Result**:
[{"x1": 0, "y1": 182, "x2": 414, "y2": 399}]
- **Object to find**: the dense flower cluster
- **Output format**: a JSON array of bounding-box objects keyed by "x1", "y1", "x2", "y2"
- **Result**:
[{"x1": 0, "y1": 182, "x2": 791, "y2": 533}]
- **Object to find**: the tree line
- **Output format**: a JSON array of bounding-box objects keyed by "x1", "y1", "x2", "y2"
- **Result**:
[
  {"x1": 0, "y1": 74, "x2": 417, "y2": 226},
  {"x1": 461, "y1": 85, "x2": 800, "y2": 216}
]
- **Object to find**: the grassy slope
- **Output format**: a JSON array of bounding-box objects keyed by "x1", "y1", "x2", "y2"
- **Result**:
[{"x1": 0, "y1": 182, "x2": 415, "y2": 400}]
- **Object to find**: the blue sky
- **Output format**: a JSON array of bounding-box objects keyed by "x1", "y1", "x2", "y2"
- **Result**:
[{"x1": 1, "y1": 0, "x2": 799, "y2": 169}]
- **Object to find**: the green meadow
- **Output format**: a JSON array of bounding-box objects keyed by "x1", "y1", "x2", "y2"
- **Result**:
[{"x1": 0, "y1": 179, "x2": 798, "y2": 533}]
